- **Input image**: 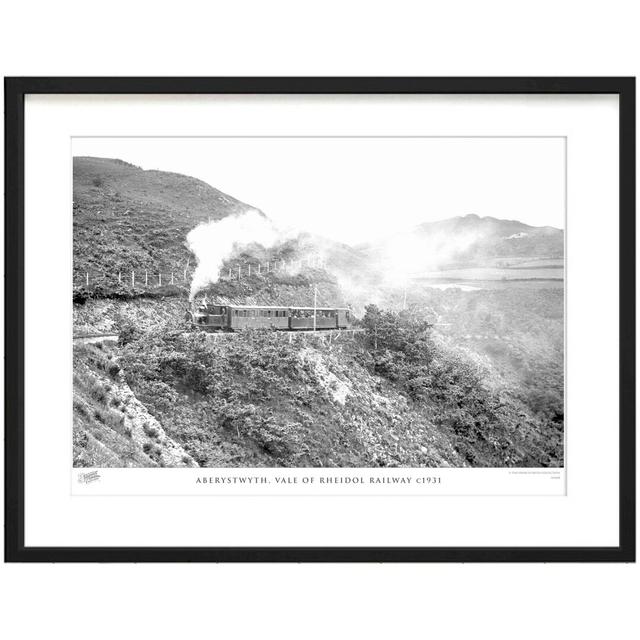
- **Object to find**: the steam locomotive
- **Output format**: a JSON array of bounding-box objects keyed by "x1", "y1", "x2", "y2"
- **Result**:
[{"x1": 187, "y1": 303, "x2": 352, "y2": 332}]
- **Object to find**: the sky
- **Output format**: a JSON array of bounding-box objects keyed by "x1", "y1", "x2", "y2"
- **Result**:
[{"x1": 73, "y1": 137, "x2": 565, "y2": 244}]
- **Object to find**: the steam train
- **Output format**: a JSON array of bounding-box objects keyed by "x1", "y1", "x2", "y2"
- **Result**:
[{"x1": 187, "y1": 303, "x2": 352, "y2": 332}]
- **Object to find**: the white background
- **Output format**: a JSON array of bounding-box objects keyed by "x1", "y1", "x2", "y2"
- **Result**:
[{"x1": 1, "y1": 1, "x2": 638, "y2": 639}]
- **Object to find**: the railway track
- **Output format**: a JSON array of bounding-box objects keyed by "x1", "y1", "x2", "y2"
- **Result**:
[
  {"x1": 202, "y1": 328, "x2": 365, "y2": 342},
  {"x1": 73, "y1": 329, "x2": 365, "y2": 345}
]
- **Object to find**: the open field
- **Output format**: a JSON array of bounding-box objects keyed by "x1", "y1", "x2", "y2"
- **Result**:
[
  {"x1": 414, "y1": 277, "x2": 564, "y2": 290},
  {"x1": 416, "y1": 266, "x2": 563, "y2": 282}
]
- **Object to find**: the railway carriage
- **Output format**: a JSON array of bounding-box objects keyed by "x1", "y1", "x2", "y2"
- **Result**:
[{"x1": 188, "y1": 304, "x2": 352, "y2": 332}]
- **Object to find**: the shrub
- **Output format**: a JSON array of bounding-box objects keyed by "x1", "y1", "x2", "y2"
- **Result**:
[
  {"x1": 143, "y1": 422, "x2": 159, "y2": 438},
  {"x1": 118, "y1": 323, "x2": 141, "y2": 346},
  {"x1": 107, "y1": 362, "x2": 121, "y2": 378}
]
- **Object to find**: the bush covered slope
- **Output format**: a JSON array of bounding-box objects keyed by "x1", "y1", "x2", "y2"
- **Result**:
[
  {"x1": 115, "y1": 328, "x2": 463, "y2": 468},
  {"x1": 73, "y1": 305, "x2": 562, "y2": 468},
  {"x1": 73, "y1": 156, "x2": 254, "y2": 276}
]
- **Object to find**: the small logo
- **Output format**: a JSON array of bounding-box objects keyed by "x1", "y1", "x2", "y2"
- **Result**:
[{"x1": 78, "y1": 470, "x2": 101, "y2": 484}]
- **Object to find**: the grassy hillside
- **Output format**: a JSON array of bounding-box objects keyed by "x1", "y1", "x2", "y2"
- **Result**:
[
  {"x1": 73, "y1": 156, "x2": 254, "y2": 277},
  {"x1": 73, "y1": 341, "x2": 197, "y2": 468}
]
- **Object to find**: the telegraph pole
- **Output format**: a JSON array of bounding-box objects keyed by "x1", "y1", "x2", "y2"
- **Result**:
[{"x1": 313, "y1": 285, "x2": 318, "y2": 331}]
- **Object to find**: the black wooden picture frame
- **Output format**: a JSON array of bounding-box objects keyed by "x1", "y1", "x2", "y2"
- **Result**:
[{"x1": 4, "y1": 77, "x2": 635, "y2": 562}]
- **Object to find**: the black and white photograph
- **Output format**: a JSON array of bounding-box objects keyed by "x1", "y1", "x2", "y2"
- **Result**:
[
  {"x1": 72, "y1": 136, "x2": 565, "y2": 471},
  {"x1": 4, "y1": 75, "x2": 634, "y2": 567}
]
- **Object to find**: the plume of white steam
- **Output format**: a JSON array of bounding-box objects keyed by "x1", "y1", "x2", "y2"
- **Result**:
[
  {"x1": 372, "y1": 228, "x2": 480, "y2": 286},
  {"x1": 187, "y1": 209, "x2": 280, "y2": 299}
]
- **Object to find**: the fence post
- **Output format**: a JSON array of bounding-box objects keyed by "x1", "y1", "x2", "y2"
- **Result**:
[
  {"x1": 131, "y1": 271, "x2": 135, "y2": 286},
  {"x1": 238, "y1": 266, "x2": 241, "y2": 279},
  {"x1": 159, "y1": 273, "x2": 162, "y2": 286},
  {"x1": 258, "y1": 263, "x2": 261, "y2": 274},
  {"x1": 248, "y1": 264, "x2": 251, "y2": 276},
  {"x1": 85, "y1": 272, "x2": 89, "y2": 286},
  {"x1": 145, "y1": 271, "x2": 148, "y2": 286},
  {"x1": 228, "y1": 268, "x2": 232, "y2": 279},
  {"x1": 118, "y1": 272, "x2": 122, "y2": 284},
  {"x1": 171, "y1": 272, "x2": 174, "y2": 285}
]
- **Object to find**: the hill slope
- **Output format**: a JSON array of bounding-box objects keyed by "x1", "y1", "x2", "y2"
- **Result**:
[{"x1": 73, "y1": 156, "x2": 256, "y2": 275}]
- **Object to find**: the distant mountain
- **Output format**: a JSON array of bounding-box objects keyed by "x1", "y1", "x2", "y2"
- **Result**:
[
  {"x1": 360, "y1": 214, "x2": 564, "y2": 273},
  {"x1": 73, "y1": 156, "x2": 256, "y2": 274}
]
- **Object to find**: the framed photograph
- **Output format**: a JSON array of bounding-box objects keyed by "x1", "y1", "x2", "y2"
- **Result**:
[{"x1": 4, "y1": 77, "x2": 635, "y2": 562}]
